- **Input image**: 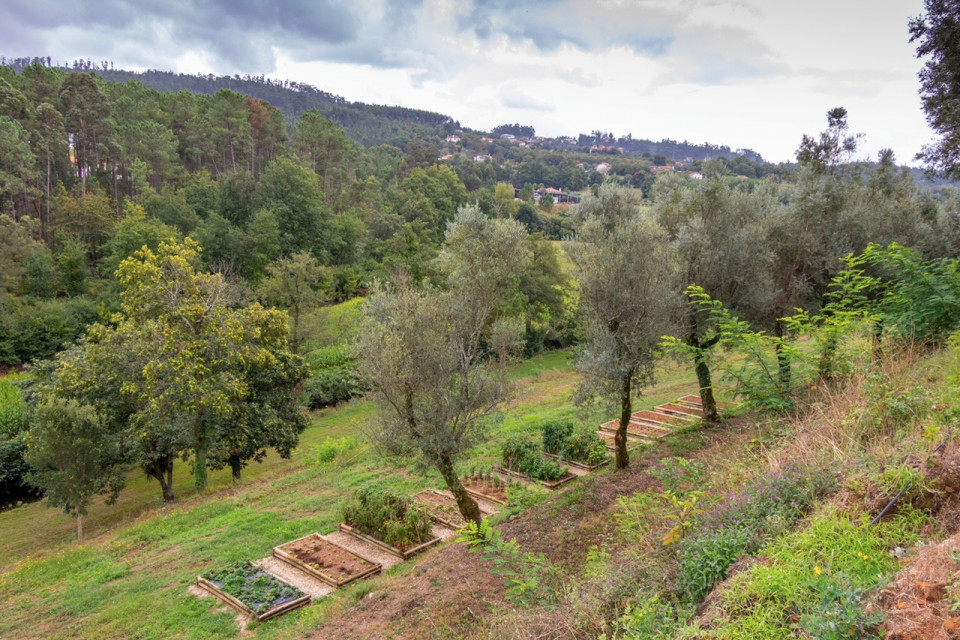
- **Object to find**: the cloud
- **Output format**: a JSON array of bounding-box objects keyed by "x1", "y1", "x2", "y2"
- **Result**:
[{"x1": 500, "y1": 90, "x2": 556, "y2": 112}]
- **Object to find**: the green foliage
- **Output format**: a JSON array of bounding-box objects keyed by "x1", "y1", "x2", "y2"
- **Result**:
[
  {"x1": 313, "y1": 436, "x2": 359, "y2": 465},
  {"x1": 659, "y1": 490, "x2": 706, "y2": 546},
  {"x1": 501, "y1": 435, "x2": 569, "y2": 481},
  {"x1": 604, "y1": 593, "x2": 684, "y2": 640},
  {"x1": 560, "y1": 427, "x2": 610, "y2": 466},
  {"x1": 614, "y1": 490, "x2": 660, "y2": 546},
  {"x1": 202, "y1": 562, "x2": 303, "y2": 615},
  {"x1": 707, "y1": 507, "x2": 923, "y2": 639},
  {"x1": 854, "y1": 243, "x2": 960, "y2": 345},
  {"x1": 302, "y1": 345, "x2": 367, "y2": 409},
  {"x1": 650, "y1": 456, "x2": 706, "y2": 494},
  {"x1": 677, "y1": 465, "x2": 836, "y2": 603},
  {"x1": 799, "y1": 573, "x2": 885, "y2": 639},
  {"x1": 342, "y1": 486, "x2": 433, "y2": 550},
  {"x1": 540, "y1": 418, "x2": 574, "y2": 455},
  {"x1": 455, "y1": 517, "x2": 496, "y2": 550},
  {"x1": 24, "y1": 398, "x2": 125, "y2": 530},
  {"x1": 679, "y1": 285, "x2": 803, "y2": 411}
]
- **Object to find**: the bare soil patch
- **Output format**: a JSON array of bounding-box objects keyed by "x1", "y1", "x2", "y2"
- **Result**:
[{"x1": 275, "y1": 533, "x2": 380, "y2": 586}]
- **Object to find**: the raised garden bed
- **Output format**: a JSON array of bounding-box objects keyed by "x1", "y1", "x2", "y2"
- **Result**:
[
  {"x1": 272, "y1": 533, "x2": 380, "y2": 587},
  {"x1": 653, "y1": 403, "x2": 702, "y2": 419},
  {"x1": 542, "y1": 450, "x2": 610, "y2": 471},
  {"x1": 412, "y1": 489, "x2": 492, "y2": 529},
  {"x1": 461, "y1": 474, "x2": 509, "y2": 505},
  {"x1": 494, "y1": 463, "x2": 578, "y2": 490},
  {"x1": 338, "y1": 522, "x2": 440, "y2": 559},
  {"x1": 197, "y1": 563, "x2": 310, "y2": 621},
  {"x1": 597, "y1": 431, "x2": 643, "y2": 453}
]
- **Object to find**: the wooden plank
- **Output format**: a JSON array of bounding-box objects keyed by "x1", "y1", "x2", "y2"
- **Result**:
[
  {"x1": 412, "y1": 489, "x2": 492, "y2": 529},
  {"x1": 541, "y1": 451, "x2": 610, "y2": 471},
  {"x1": 657, "y1": 402, "x2": 705, "y2": 418},
  {"x1": 337, "y1": 522, "x2": 441, "y2": 560},
  {"x1": 494, "y1": 464, "x2": 578, "y2": 489}
]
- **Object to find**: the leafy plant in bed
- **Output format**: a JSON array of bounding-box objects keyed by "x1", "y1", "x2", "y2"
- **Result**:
[
  {"x1": 461, "y1": 467, "x2": 510, "y2": 504},
  {"x1": 540, "y1": 419, "x2": 610, "y2": 468},
  {"x1": 200, "y1": 562, "x2": 306, "y2": 618},
  {"x1": 342, "y1": 486, "x2": 436, "y2": 553},
  {"x1": 500, "y1": 436, "x2": 575, "y2": 486}
]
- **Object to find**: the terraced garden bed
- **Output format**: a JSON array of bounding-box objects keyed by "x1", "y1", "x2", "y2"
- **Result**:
[
  {"x1": 542, "y1": 450, "x2": 610, "y2": 471},
  {"x1": 494, "y1": 463, "x2": 578, "y2": 490},
  {"x1": 461, "y1": 474, "x2": 509, "y2": 505},
  {"x1": 412, "y1": 489, "x2": 492, "y2": 529},
  {"x1": 337, "y1": 522, "x2": 440, "y2": 559},
  {"x1": 196, "y1": 563, "x2": 310, "y2": 621},
  {"x1": 272, "y1": 533, "x2": 380, "y2": 587}
]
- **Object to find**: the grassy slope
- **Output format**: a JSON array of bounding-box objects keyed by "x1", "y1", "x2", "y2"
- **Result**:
[{"x1": 0, "y1": 350, "x2": 703, "y2": 640}]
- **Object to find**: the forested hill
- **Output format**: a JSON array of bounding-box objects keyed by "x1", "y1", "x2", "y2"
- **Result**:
[
  {"x1": 87, "y1": 68, "x2": 460, "y2": 147},
  {"x1": 3, "y1": 57, "x2": 765, "y2": 160}
]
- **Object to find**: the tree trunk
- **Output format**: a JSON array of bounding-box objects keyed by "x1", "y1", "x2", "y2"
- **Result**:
[
  {"x1": 872, "y1": 318, "x2": 884, "y2": 364},
  {"x1": 193, "y1": 441, "x2": 208, "y2": 490},
  {"x1": 694, "y1": 352, "x2": 719, "y2": 422},
  {"x1": 437, "y1": 453, "x2": 481, "y2": 526},
  {"x1": 817, "y1": 329, "x2": 840, "y2": 381},
  {"x1": 229, "y1": 453, "x2": 242, "y2": 482},
  {"x1": 774, "y1": 319, "x2": 791, "y2": 391},
  {"x1": 687, "y1": 309, "x2": 719, "y2": 422},
  {"x1": 145, "y1": 454, "x2": 175, "y2": 503},
  {"x1": 77, "y1": 512, "x2": 83, "y2": 541},
  {"x1": 616, "y1": 372, "x2": 632, "y2": 469}
]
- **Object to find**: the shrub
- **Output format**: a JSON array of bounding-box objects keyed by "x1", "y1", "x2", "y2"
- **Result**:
[
  {"x1": 342, "y1": 486, "x2": 433, "y2": 550},
  {"x1": 539, "y1": 420, "x2": 609, "y2": 466},
  {"x1": 677, "y1": 465, "x2": 836, "y2": 603},
  {"x1": 541, "y1": 419, "x2": 575, "y2": 455},
  {"x1": 302, "y1": 345, "x2": 367, "y2": 409},
  {"x1": 0, "y1": 378, "x2": 38, "y2": 504},
  {"x1": 560, "y1": 428, "x2": 609, "y2": 466},
  {"x1": 502, "y1": 436, "x2": 569, "y2": 481}
]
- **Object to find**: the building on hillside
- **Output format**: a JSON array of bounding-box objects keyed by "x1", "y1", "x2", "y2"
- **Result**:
[
  {"x1": 474, "y1": 154, "x2": 491, "y2": 162},
  {"x1": 650, "y1": 165, "x2": 674, "y2": 173},
  {"x1": 500, "y1": 133, "x2": 515, "y2": 140},
  {"x1": 438, "y1": 154, "x2": 454, "y2": 161},
  {"x1": 595, "y1": 162, "x2": 612, "y2": 173},
  {"x1": 446, "y1": 135, "x2": 460, "y2": 143},
  {"x1": 688, "y1": 172, "x2": 704, "y2": 180}
]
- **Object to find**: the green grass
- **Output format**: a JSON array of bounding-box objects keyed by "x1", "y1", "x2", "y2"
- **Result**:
[
  {"x1": 0, "y1": 349, "x2": 705, "y2": 639},
  {"x1": 700, "y1": 505, "x2": 927, "y2": 639}
]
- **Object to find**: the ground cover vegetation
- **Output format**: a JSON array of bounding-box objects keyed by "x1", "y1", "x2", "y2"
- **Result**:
[{"x1": 3, "y1": 5, "x2": 960, "y2": 634}]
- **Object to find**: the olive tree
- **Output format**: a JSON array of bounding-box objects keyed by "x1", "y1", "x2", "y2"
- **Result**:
[
  {"x1": 357, "y1": 206, "x2": 527, "y2": 526},
  {"x1": 567, "y1": 185, "x2": 679, "y2": 469}
]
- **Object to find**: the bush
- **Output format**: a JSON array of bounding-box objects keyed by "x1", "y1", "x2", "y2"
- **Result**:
[
  {"x1": 302, "y1": 345, "x2": 367, "y2": 409},
  {"x1": 677, "y1": 465, "x2": 836, "y2": 603},
  {"x1": 0, "y1": 378, "x2": 38, "y2": 504},
  {"x1": 502, "y1": 436, "x2": 569, "y2": 481},
  {"x1": 560, "y1": 428, "x2": 609, "y2": 466},
  {"x1": 539, "y1": 420, "x2": 609, "y2": 466},
  {"x1": 0, "y1": 296, "x2": 98, "y2": 366},
  {"x1": 541, "y1": 419, "x2": 574, "y2": 455},
  {"x1": 342, "y1": 486, "x2": 433, "y2": 550}
]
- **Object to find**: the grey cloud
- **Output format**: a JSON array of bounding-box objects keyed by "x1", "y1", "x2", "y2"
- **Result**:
[{"x1": 500, "y1": 91, "x2": 556, "y2": 112}]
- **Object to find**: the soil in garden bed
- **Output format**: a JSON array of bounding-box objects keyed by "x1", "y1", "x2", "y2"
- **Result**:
[
  {"x1": 279, "y1": 534, "x2": 375, "y2": 582},
  {"x1": 461, "y1": 475, "x2": 508, "y2": 503},
  {"x1": 414, "y1": 490, "x2": 491, "y2": 528}
]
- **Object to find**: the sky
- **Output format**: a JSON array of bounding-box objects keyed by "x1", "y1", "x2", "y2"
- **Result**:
[{"x1": 0, "y1": 0, "x2": 934, "y2": 164}]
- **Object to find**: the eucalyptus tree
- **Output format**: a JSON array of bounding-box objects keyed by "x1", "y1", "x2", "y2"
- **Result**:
[
  {"x1": 357, "y1": 205, "x2": 528, "y2": 526},
  {"x1": 567, "y1": 184, "x2": 679, "y2": 468}
]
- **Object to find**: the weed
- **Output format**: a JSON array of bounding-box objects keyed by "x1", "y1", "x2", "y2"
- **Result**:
[{"x1": 342, "y1": 486, "x2": 433, "y2": 549}]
